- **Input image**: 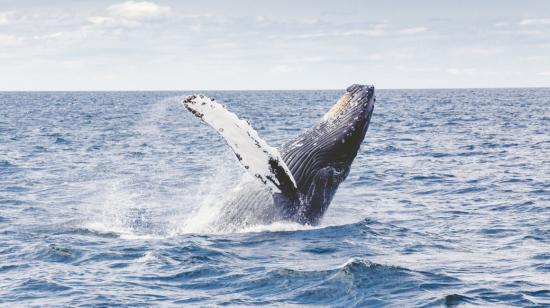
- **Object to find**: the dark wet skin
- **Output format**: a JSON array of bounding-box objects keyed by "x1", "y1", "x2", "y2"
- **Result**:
[{"x1": 215, "y1": 84, "x2": 376, "y2": 230}]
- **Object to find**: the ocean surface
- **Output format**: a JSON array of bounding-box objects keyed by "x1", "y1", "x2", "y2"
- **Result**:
[{"x1": 0, "y1": 88, "x2": 549, "y2": 307}]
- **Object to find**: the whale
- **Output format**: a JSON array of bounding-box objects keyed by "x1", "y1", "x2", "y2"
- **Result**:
[{"x1": 183, "y1": 84, "x2": 375, "y2": 231}]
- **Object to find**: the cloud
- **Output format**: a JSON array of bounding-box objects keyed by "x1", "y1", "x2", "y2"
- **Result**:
[
  {"x1": 86, "y1": 1, "x2": 171, "y2": 29},
  {"x1": 322, "y1": 24, "x2": 428, "y2": 37},
  {"x1": 270, "y1": 65, "x2": 294, "y2": 73},
  {"x1": 369, "y1": 50, "x2": 414, "y2": 61},
  {"x1": 0, "y1": 11, "x2": 16, "y2": 25},
  {"x1": 451, "y1": 48, "x2": 497, "y2": 56},
  {"x1": 394, "y1": 65, "x2": 440, "y2": 73},
  {"x1": 538, "y1": 71, "x2": 550, "y2": 76},
  {"x1": 0, "y1": 34, "x2": 22, "y2": 46},
  {"x1": 519, "y1": 18, "x2": 550, "y2": 26},
  {"x1": 397, "y1": 27, "x2": 427, "y2": 35},
  {"x1": 446, "y1": 68, "x2": 477, "y2": 75},
  {"x1": 493, "y1": 21, "x2": 510, "y2": 27},
  {"x1": 367, "y1": 53, "x2": 384, "y2": 60},
  {"x1": 341, "y1": 29, "x2": 386, "y2": 37},
  {"x1": 88, "y1": 16, "x2": 114, "y2": 25},
  {"x1": 282, "y1": 21, "x2": 389, "y2": 39},
  {"x1": 343, "y1": 22, "x2": 388, "y2": 37},
  {"x1": 107, "y1": 1, "x2": 171, "y2": 20},
  {"x1": 87, "y1": 15, "x2": 141, "y2": 28},
  {"x1": 291, "y1": 32, "x2": 328, "y2": 39},
  {"x1": 288, "y1": 29, "x2": 386, "y2": 39},
  {"x1": 32, "y1": 32, "x2": 64, "y2": 40},
  {"x1": 296, "y1": 56, "x2": 325, "y2": 63}
]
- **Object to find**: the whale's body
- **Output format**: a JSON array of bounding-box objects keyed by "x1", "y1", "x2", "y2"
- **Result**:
[{"x1": 184, "y1": 84, "x2": 375, "y2": 231}]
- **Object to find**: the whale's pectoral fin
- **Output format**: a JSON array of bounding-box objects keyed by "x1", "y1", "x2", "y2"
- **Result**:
[{"x1": 183, "y1": 95, "x2": 299, "y2": 200}]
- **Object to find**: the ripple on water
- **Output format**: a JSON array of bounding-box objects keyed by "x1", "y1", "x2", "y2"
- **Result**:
[
  {"x1": 0, "y1": 264, "x2": 29, "y2": 273},
  {"x1": 272, "y1": 258, "x2": 460, "y2": 306},
  {"x1": 53, "y1": 227, "x2": 120, "y2": 239},
  {"x1": 0, "y1": 160, "x2": 18, "y2": 175},
  {"x1": 14, "y1": 278, "x2": 71, "y2": 294},
  {"x1": 35, "y1": 244, "x2": 84, "y2": 263}
]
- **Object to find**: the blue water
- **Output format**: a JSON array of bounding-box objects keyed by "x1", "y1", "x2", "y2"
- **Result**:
[{"x1": 0, "y1": 89, "x2": 549, "y2": 307}]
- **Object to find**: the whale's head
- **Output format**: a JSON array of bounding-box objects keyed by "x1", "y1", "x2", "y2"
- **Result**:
[
  {"x1": 281, "y1": 84, "x2": 375, "y2": 224},
  {"x1": 318, "y1": 84, "x2": 375, "y2": 167}
]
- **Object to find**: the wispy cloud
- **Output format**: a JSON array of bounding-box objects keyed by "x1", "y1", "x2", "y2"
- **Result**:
[
  {"x1": 394, "y1": 65, "x2": 440, "y2": 73},
  {"x1": 0, "y1": 11, "x2": 16, "y2": 25},
  {"x1": 278, "y1": 21, "x2": 389, "y2": 40},
  {"x1": 88, "y1": 1, "x2": 172, "y2": 28},
  {"x1": 493, "y1": 21, "x2": 510, "y2": 27},
  {"x1": 296, "y1": 56, "x2": 326, "y2": 63},
  {"x1": 107, "y1": 1, "x2": 171, "y2": 20},
  {"x1": 340, "y1": 29, "x2": 386, "y2": 37},
  {"x1": 293, "y1": 24, "x2": 428, "y2": 38},
  {"x1": 446, "y1": 68, "x2": 478, "y2": 75},
  {"x1": 538, "y1": 71, "x2": 550, "y2": 76},
  {"x1": 519, "y1": 18, "x2": 550, "y2": 26},
  {"x1": 451, "y1": 48, "x2": 497, "y2": 56},
  {"x1": 270, "y1": 65, "x2": 294, "y2": 73},
  {"x1": 32, "y1": 32, "x2": 64, "y2": 40},
  {"x1": 87, "y1": 15, "x2": 141, "y2": 28},
  {"x1": 397, "y1": 27, "x2": 427, "y2": 35},
  {"x1": 0, "y1": 34, "x2": 22, "y2": 46}
]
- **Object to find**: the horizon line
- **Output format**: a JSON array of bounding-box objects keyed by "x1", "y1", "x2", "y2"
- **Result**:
[{"x1": 1, "y1": 86, "x2": 549, "y2": 92}]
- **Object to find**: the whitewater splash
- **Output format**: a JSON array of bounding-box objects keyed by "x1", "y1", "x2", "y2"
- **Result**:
[
  {"x1": 83, "y1": 174, "x2": 317, "y2": 238},
  {"x1": 80, "y1": 97, "x2": 319, "y2": 238}
]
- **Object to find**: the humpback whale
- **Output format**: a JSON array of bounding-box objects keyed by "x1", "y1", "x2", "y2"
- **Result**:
[{"x1": 183, "y1": 84, "x2": 375, "y2": 230}]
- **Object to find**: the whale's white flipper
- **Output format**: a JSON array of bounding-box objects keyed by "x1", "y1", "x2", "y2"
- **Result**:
[{"x1": 183, "y1": 95, "x2": 299, "y2": 199}]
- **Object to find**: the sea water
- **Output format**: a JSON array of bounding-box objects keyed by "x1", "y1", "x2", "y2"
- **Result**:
[{"x1": 0, "y1": 89, "x2": 548, "y2": 306}]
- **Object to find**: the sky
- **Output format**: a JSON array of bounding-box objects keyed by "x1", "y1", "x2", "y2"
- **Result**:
[{"x1": 0, "y1": 0, "x2": 549, "y2": 90}]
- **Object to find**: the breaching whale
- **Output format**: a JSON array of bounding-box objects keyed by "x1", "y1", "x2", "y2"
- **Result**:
[{"x1": 183, "y1": 84, "x2": 375, "y2": 231}]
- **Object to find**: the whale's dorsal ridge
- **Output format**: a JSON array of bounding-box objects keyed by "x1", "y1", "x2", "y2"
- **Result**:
[{"x1": 183, "y1": 94, "x2": 299, "y2": 200}]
